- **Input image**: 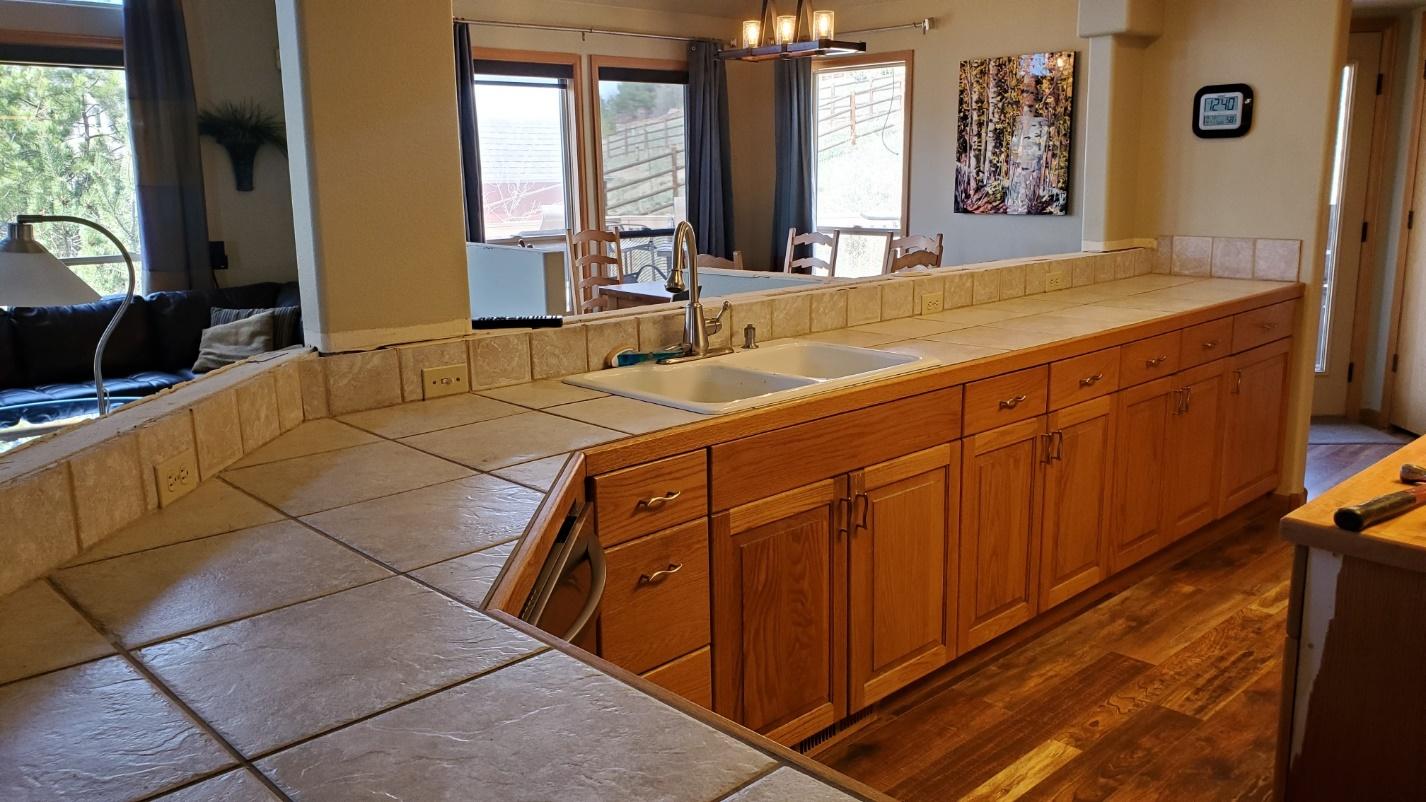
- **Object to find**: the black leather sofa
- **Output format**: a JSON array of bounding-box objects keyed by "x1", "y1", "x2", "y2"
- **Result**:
[{"x1": 0, "y1": 281, "x2": 300, "y2": 427}]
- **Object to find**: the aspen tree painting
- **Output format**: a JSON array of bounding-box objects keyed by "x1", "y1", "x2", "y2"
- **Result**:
[{"x1": 956, "y1": 51, "x2": 1075, "y2": 215}]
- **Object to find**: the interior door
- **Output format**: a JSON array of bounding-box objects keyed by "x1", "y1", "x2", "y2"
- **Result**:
[
  {"x1": 1314, "y1": 31, "x2": 1382, "y2": 415},
  {"x1": 1395, "y1": 32, "x2": 1426, "y2": 434}
]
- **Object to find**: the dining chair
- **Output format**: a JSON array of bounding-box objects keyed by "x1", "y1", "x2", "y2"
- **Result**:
[
  {"x1": 696, "y1": 250, "x2": 745, "y2": 270},
  {"x1": 565, "y1": 227, "x2": 625, "y2": 314},
  {"x1": 884, "y1": 233, "x2": 944, "y2": 273},
  {"x1": 782, "y1": 228, "x2": 840, "y2": 275}
]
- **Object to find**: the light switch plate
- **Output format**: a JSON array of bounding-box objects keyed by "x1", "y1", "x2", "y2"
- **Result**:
[
  {"x1": 1046, "y1": 272, "x2": 1070, "y2": 291},
  {"x1": 422, "y1": 364, "x2": 469, "y2": 399},
  {"x1": 156, "y1": 451, "x2": 199, "y2": 508},
  {"x1": 919, "y1": 291, "x2": 944, "y2": 315}
]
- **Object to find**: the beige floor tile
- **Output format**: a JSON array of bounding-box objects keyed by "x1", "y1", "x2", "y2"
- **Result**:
[
  {"x1": 301, "y1": 474, "x2": 540, "y2": 571},
  {"x1": 69, "y1": 479, "x2": 284, "y2": 565},
  {"x1": 156, "y1": 768, "x2": 280, "y2": 801},
  {"x1": 224, "y1": 441, "x2": 472, "y2": 516},
  {"x1": 545, "y1": 395, "x2": 706, "y2": 435},
  {"x1": 850, "y1": 317, "x2": 963, "y2": 339},
  {"x1": 338, "y1": 394, "x2": 524, "y2": 439},
  {"x1": 257, "y1": 650, "x2": 774, "y2": 802},
  {"x1": 401, "y1": 411, "x2": 622, "y2": 471},
  {"x1": 797, "y1": 328, "x2": 900, "y2": 347},
  {"x1": 54, "y1": 520, "x2": 390, "y2": 647},
  {"x1": 0, "y1": 582, "x2": 113, "y2": 685},
  {"x1": 491, "y1": 453, "x2": 571, "y2": 491},
  {"x1": 725, "y1": 768, "x2": 857, "y2": 801},
  {"x1": 922, "y1": 306, "x2": 1025, "y2": 327},
  {"x1": 410, "y1": 541, "x2": 516, "y2": 608},
  {"x1": 138, "y1": 577, "x2": 539, "y2": 757},
  {"x1": 874, "y1": 339, "x2": 1009, "y2": 365},
  {"x1": 478, "y1": 378, "x2": 607, "y2": 409},
  {"x1": 229, "y1": 419, "x2": 381, "y2": 469},
  {"x1": 0, "y1": 657, "x2": 233, "y2": 800},
  {"x1": 926, "y1": 326, "x2": 1068, "y2": 350}
]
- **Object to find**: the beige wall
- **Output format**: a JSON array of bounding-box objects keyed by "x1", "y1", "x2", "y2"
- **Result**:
[{"x1": 184, "y1": 0, "x2": 298, "y2": 287}]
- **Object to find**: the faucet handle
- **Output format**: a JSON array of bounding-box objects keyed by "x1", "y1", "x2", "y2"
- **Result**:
[{"x1": 705, "y1": 300, "x2": 731, "y2": 335}]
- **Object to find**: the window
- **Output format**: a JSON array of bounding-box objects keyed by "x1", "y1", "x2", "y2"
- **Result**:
[
  {"x1": 473, "y1": 59, "x2": 579, "y2": 240},
  {"x1": 596, "y1": 61, "x2": 688, "y2": 282},
  {"x1": 0, "y1": 58, "x2": 139, "y2": 296},
  {"x1": 1317, "y1": 62, "x2": 1355, "y2": 375},
  {"x1": 813, "y1": 57, "x2": 910, "y2": 278}
]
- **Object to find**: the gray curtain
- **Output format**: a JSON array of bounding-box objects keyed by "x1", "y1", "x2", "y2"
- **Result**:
[
  {"x1": 685, "y1": 40, "x2": 734, "y2": 259},
  {"x1": 772, "y1": 58, "x2": 813, "y2": 270},
  {"x1": 124, "y1": 0, "x2": 212, "y2": 291},
  {"x1": 454, "y1": 23, "x2": 485, "y2": 243}
]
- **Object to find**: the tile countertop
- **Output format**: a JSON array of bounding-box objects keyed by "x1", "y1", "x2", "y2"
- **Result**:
[{"x1": 0, "y1": 274, "x2": 1293, "y2": 801}]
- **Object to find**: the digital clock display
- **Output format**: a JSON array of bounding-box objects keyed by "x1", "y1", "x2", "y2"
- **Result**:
[
  {"x1": 1199, "y1": 92, "x2": 1243, "y2": 129},
  {"x1": 1193, "y1": 83, "x2": 1254, "y2": 139}
]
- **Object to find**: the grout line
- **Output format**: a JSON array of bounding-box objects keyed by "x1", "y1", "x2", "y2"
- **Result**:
[{"x1": 709, "y1": 764, "x2": 782, "y2": 801}]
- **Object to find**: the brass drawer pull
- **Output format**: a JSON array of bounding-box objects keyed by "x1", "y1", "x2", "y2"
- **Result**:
[
  {"x1": 638, "y1": 563, "x2": 683, "y2": 585},
  {"x1": 1145, "y1": 355, "x2": 1168, "y2": 368},
  {"x1": 637, "y1": 490, "x2": 682, "y2": 511},
  {"x1": 999, "y1": 394, "x2": 1028, "y2": 409},
  {"x1": 1201, "y1": 340, "x2": 1219, "y2": 350},
  {"x1": 1259, "y1": 321, "x2": 1278, "y2": 331},
  {"x1": 1079, "y1": 372, "x2": 1104, "y2": 387}
]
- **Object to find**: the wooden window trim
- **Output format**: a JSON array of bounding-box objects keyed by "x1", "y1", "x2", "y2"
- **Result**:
[{"x1": 590, "y1": 54, "x2": 690, "y2": 232}]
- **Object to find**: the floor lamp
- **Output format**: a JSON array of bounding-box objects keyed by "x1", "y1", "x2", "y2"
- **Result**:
[{"x1": 0, "y1": 215, "x2": 137, "y2": 415}]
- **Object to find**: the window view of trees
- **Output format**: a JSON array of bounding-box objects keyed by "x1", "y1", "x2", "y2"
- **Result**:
[{"x1": 0, "y1": 63, "x2": 138, "y2": 296}]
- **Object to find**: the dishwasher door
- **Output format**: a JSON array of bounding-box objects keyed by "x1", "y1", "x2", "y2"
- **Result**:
[{"x1": 519, "y1": 500, "x2": 604, "y2": 652}]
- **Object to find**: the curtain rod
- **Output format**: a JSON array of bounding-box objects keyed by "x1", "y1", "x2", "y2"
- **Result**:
[
  {"x1": 456, "y1": 17, "x2": 717, "y2": 44},
  {"x1": 842, "y1": 18, "x2": 935, "y2": 36}
]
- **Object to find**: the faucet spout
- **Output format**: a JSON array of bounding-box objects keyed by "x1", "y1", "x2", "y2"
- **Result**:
[{"x1": 657, "y1": 221, "x2": 732, "y2": 364}]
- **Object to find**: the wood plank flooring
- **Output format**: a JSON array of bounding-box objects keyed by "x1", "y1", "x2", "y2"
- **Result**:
[{"x1": 819, "y1": 493, "x2": 1300, "y2": 801}]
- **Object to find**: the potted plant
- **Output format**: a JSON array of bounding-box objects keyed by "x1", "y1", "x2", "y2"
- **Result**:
[{"x1": 197, "y1": 101, "x2": 286, "y2": 192}]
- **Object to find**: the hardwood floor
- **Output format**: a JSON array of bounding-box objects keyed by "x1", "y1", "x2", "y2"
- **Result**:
[{"x1": 818, "y1": 498, "x2": 1295, "y2": 801}]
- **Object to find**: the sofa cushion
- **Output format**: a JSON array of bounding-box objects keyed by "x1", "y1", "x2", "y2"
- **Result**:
[
  {"x1": 211, "y1": 282, "x2": 281, "y2": 311},
  {"x1": 0, "y1": 370, "x2": 190, "y2": 427},
  {"x1": 11, "y1": 297, "x2": 151, "y2": 385},
  {"x1": 193, "y1": 310, "x2": 275, "y2": 373},
  {"x1": 210, "y1": 306, "x2": 300, "y2": 349},
  {"x1": 145, "y1": 290, "x2": 213, "y2": 372},
  {"x1": 0, "y1": 311, "x2": 19, "y2": 390},
  {"x1": 274, "y1": 282, "x2": 301, "y2": 308}
]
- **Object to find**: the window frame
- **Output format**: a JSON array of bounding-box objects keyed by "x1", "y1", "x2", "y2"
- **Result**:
[
  {"x1": 810, "y1": 51, "x2": 915, "y2": 239},
  {"x1": 470, "y1": 47, "x2": 588, "y2": 243}
]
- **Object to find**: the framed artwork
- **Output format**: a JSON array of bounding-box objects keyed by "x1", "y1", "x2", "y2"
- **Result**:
[{"x1": 956, "y1": 50, "x2": 1075, "y2": 215}]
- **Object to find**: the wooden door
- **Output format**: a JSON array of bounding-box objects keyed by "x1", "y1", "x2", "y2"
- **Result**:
[
  {"x1": 847, "y1": 444, "x2": 959, "y2": 711},
  {"x1": 1220, "y1": 340, "x2": 1292, "y2": 514},
  {"x1": 1110, "y1": 377, "x2": 1175, "y2": 573},
  {"x1": 959, "y1": 417, "x2": 1044, "y2": 651},
  {"x1": 1039, "y1": 395, "x2": 1115, "y2": 611},
  {"x1": 711, "y1": 477, "x2": 847, "y2": 746},
  {"x1": 1165, "y1": 359, "x2": 1228, "y2": 540}
]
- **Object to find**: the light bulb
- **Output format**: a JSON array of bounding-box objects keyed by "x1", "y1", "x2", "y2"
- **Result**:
[
  {"x1": 741, "y1": 19, "x2": 762, "y2": 48},
  {"x1": 775, "y1": 15, "x2": 797, "y2": 44},
  {"x1": 813, "y1": 10, "x2": 835, "y2": 39}
]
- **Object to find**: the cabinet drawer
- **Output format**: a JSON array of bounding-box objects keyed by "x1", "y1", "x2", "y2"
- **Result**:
[
  {"x1": 964, "y1": 366, "x2": 1048, "y2": 435},
  {"x1": 594, "y1": 451, "x2": 707, "y2": 547},
  {"x1": 1049, "y1": 347, "x2": 1120, "y2": 410},
  {"x1": 1180, "y1": 318, "x2": 1234, "y2": 369},
  {"x1": 1232, "y1": 301, "x2": 1295, "y2": 353},
  {"x1": 642, "y1": 646, "x2": 712, "y2": 708},
  {"x1": 601, "y1": 519, "x2": 710, "y2": 674},
  {"x1": 1121, "y1": 332, "x2": 1182, "y2": 387}
]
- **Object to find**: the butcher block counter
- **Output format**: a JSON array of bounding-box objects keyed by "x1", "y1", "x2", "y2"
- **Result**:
[{"x1": 1276, "y1": 435, "x2": 1426, "y2": 801}]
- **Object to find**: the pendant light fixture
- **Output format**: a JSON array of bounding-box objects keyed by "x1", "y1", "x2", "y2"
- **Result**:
[{"x1": 721, "y1": 0, "x2": 865, "y2": 62}]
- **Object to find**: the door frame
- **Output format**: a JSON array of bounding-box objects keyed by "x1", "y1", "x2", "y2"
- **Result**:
[
  {"x1": 1344, "y1": 17, "x2": 1400, "y2": 421},
  {"x1": 1379, "y1": 14, "x2": 1424, "y2": 427}
]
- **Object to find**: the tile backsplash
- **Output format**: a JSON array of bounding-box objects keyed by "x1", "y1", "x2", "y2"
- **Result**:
[{"x1": 1161, "y1": 235, "x2": 1302, "y2": 282}]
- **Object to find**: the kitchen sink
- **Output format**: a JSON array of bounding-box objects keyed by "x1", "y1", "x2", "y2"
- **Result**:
[{"x1": 564, "y1": 341, "x2": 937, "y2": 415}]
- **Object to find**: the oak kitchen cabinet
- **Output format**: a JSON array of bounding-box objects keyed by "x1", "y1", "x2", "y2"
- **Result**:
[
  {"x1": 1039, "y1": 395, "x2": 1116, "y2": 610},
  {"x1": 1219, "y1": 339, "x2": 1292, "y2": 516}
]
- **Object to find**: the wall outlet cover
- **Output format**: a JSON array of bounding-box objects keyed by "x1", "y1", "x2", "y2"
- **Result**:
[
  {"x1": 422, "y1": 364, "x2": 469, "y2": 399},
  {"x1": 919, "y1": 291, "x2": 945, "y2": 315},
  {"x1": 1046, "y1": 272, "x2": 1070, "y2": 291},
  {"x1": 156, "y1": 451, "x2": 199, "y2": 508}
]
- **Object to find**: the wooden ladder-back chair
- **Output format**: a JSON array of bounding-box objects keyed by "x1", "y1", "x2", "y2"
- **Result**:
[
  {"x1": 696, "y1": 251, "x2": 745, "y2": 270},
  {"x1": 884, "y1": 233, "x2": 944, "y2": 273},
  {"x1": 783, "y1": 228, "x2": 840, "y2": 275},
  {"x1": 565, "y1": 228, "x2": 624, "y2": 314}
]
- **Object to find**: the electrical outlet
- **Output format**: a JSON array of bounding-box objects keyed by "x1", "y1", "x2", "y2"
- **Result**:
[
  {"x1": 1046, "y1": 272, "x2": 1070, "y2": 291},
  {"x1": 422, "y1": 364, "x2": 469, "y2": 399},
  {"x1": 919, "y1": 291, "x2": 944, "y2": 315},
  {"x1": 156, "y1": 451, "x2": 198, "y2": 507}
]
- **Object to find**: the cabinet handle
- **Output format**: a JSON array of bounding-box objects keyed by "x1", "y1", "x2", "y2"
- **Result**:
[
  {"x1": 1232, "y1": 369, "x2": 1243, "y2": 395},
  {"x1": 1171, "y1": 388, "x2": 1184, "y2": 415},
  {"x1": 1182, "y1": 385, "x2": 1193, "y2": 412},
  {"x1": 1259, "y1": 321, "x2": 1278, "y2": 332},
  {"x1": 637, "y1": 490, "x2": 681, "y2": 511},
  {"x1": 837, "y1": 496, "x2": 851, "y2": 539},
  {"x1": 853, "y1": 493, "x2": 870, "y2": 531},
  {"x1": 1041, "y1": 432, "x2": 1056, "y2": 464},
  {"x1": 1201, "y1": 340, "x2": 1219, "y2": 350},
  {"x1": 999, "y1": 394, "x2": 1028, "y2": 409},
  {"x1": 1054, "y1": 430, "x2": 1065, "y2": 461},
  {"x1": 1145, "y1": 355, "x2": 1169, "y2": 368},
  {"x1": 638, "y1": 563, "x2": 683, "y2": 585},
  {"x1": 1078, "y1": 372, "x2": 1104, "y2": 387}
]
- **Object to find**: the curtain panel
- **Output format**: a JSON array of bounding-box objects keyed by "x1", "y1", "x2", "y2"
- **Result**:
[
  {"x1": 685, "y1": 40, "x2": 734, "y2": 260},
  {"x1": 772, "y1": 58, "x2": 813, "y2": 270},
  {"x1": 454, "y1": 23, "x2": 485, "y2": 243}
]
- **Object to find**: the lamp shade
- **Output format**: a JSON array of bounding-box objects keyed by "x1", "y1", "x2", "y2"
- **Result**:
[{"x1": 0, "y1": 222, "x2": 100, "y2": 306}]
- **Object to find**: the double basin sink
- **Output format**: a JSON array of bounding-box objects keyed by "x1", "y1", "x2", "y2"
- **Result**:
[{"x1": 564, "y1": 341, "x2": 938, "y2": 415}]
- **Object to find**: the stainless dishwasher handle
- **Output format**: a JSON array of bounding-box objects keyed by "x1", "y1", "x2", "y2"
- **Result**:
[{"x1": 562, "y1": 533, "x2": 607, "y2": 643}]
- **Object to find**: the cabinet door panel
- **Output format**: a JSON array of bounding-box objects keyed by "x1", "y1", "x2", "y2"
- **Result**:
[
  {"x1": 849, "y1": 444, "x2": 959, "y2": 710},
  {"x1": 712, "y1": 478, "x2": 846, "y2": 745},
  {"x1": 1165, "y1": 359, "x2": 1227, "y2": 540},
  {"x1": 1110, "y1": 377, "x2": 1175, "y2": 573},
  {"x1": 1041, "y1": 396, "x2": 1114, "y2": 610},
  {"x1": 1219, "y1": 341, "x2": 1291, "y2": 515},
  {"x1": 960, "y1": 418, "x2": 1044, "y2": 651}
]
